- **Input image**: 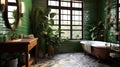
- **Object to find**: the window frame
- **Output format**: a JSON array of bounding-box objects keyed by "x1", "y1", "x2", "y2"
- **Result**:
[{"x1": 47, "y1": 0, "x2": 83, "y2": 40}]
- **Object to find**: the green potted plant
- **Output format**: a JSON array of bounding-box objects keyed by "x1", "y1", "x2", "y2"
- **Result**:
[
  {"x1": 45, "y1": 29, "x2": 64, "y2": 58},
  {"x1": 30, "y1": 7, "x2": 57, "y2": 57}
]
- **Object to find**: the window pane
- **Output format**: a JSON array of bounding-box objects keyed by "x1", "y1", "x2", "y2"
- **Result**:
[
  {"x1": 52, "y1": 26, "x2": 59, "y2": 29},
  {"x1": 61, "y1": 31, "x2": 70, "y2": 39},
  {"x1": 48, "y1": 0, "x2": 59, "y2": 6},
  {"x1": 119, "y1": 12, "x2": 120, "y2": 17},
  {"x1": 61, "y1": 10, "x2": 70, "y2": 14},
  {"x1": 61, "y1": 0, "x2": 71, "y2": 1},
  {"x1": 8, "y1": 12, "x2": 13, "y2": 18},
  {"x1": 72, "y1": 26, "x2": 82, "y2": 30},
  {"x1": 51, "y1": 9, "x2": 59, "y2": 14},
  {"x1": 61, "y1": 10, "x2": 70, "y2": 21},
  {"x1": 61, "y1": 1, "x2": 70, "y2": 7},
  {"x1": 61, "y1": 15, "x2": 70, "y2": 20},
  {"x1": 72, "y1": 31, "x2": 82, "y2": 39},
  {"x1": 72, "y1": 16, "x2": 82, "y2": 21},
  {"x1": 61, "y1": 21, "x2": 70, "y2": 25},
  {"x1": 72, "y1": 2, "x2": 82, "y2": 8},
  {"x1": 119, "y1": 7, "x2": 120, "y2": 11},
  {"x1": 61, "y1": 26, "x2": 70, "y2": 29},
  {"x1": 54, "y1": 20, "x2": 59, "y2": 25},
  {"x1": 72, "y1": 21, "x2": 82, "y2": 25},
  {"x1": 8, "y1": 0, "x2": 16, "y2": 2},
  {"x1": 8, "y1": 19, "x2": 15, "y2": 24},
  {"x1": 73, "y1": 11, "x2": 82, "y2": 15},
  {"x1": 8, "y1": 6, "x2": 17, "y2": 11}
]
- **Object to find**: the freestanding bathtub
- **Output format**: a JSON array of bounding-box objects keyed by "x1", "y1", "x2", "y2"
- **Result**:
[{"x1": 80, "y1": 40, "x2": 119, "y2": 60}]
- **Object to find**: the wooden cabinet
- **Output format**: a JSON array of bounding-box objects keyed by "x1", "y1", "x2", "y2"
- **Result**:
[{"x1": 0, "y1": 38, "x2": 38, "y2": 67}]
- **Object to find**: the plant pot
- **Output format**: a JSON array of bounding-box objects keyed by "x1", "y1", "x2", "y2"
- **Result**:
[
  {"x1": 7, "y1": 58, "x2": 18, "y2": 67},
  {"x1": 38, "y1": 50, "x2": 44, "y2": 58},
  {"x1": 47, "y1": 45, "x2": 54, "y2": 58}
]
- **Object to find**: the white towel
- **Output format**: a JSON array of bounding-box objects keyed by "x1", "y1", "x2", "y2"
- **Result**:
[{"x1": 80, "y1": 40, "x2": 92, "y2": 53}]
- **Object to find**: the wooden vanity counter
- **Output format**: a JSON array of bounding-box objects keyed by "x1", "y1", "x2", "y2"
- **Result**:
[{"x1": 0, "y1": 38, "x2": 38, "y2": 67}]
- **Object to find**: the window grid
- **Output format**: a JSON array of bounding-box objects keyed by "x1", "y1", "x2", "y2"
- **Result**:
[{"x1": 48, "y1": 0, "x2": 83, "y2": 40}]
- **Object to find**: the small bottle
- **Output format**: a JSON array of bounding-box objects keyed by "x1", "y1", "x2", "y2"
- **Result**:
[{"x1": 3, "y1": 34, "x2": 8, "y2": 42}]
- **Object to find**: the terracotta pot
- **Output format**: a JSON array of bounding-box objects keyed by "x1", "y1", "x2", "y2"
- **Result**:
[{"x1": 47, "y1": 45, "x2": 54, "y2": 58}]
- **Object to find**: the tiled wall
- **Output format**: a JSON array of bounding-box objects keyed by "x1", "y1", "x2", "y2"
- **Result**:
[
  {"x1": 0, "y1": 0, "x2": 32, "y2": 41},
  {"x1": 83, "y1": 0, "x2": 98, "y2": 39},
  {"x1": 0, "y1": 12, "x2": 9, "y2": 41},
  {"x1": 84, "y1": 0, "x2": 117, "y2": 42}
]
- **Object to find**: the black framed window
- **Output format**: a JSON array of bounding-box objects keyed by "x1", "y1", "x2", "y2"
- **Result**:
[{"x1": 47, "y1": 0, "x2": 83, "y2": 40}]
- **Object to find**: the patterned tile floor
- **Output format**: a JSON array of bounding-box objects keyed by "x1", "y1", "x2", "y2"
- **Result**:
[{"x1": 32, "y1": 53, "x2": 120, "y2": 67}]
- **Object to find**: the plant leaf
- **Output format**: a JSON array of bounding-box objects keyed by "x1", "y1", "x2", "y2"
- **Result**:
[
  {"x1": 49, "y1": 19, "x2": 54, "y2": 25},
  {"x1": 50, "y1": 13, "x2": 56, "y2": 18}
]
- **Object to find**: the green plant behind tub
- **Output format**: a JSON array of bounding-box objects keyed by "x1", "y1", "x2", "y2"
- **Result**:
[{"x1": 86, "y1": 21, "x2": 104, "y2": 41}]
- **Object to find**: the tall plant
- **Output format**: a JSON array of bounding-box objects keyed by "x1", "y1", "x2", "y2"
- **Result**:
[{"x1": 30, "y1": 7, "x2": 56, "y2": 57}]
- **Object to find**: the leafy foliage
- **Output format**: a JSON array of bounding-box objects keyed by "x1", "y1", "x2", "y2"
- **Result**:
[
  {"x1": 85, "y1": 21, "x2": 104, "y2": 41},
  {"x1": 30, "y1": 7, "x2": 64, "y2": 55}
]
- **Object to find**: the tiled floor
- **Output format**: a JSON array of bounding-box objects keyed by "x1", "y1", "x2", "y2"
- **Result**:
[{"x1": 32, "y1": 53, "x2": 120, "y2": 67}]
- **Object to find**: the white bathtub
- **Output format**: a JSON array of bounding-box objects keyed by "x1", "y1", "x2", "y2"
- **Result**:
[{"x1": 80, "y1": 40, "x2": 119, "y2": 59}]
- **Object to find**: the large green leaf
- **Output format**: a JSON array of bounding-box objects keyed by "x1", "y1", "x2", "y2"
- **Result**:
[
  {"x1": 50, "y1": 13, "x2": 56, "y2": 18},
  {"x1": 49, "y1": 19, "x2": 54, "y2": 25}
]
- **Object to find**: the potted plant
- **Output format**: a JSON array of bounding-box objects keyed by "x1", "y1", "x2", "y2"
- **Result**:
[
  {"x1": 45, "y1": 29, "x2": 64, "y2": 58},
  {"x1": 30, "y1": 7, "x2": 56, "y2": 58}
]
